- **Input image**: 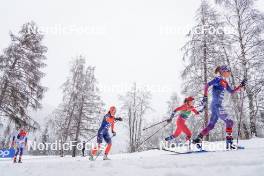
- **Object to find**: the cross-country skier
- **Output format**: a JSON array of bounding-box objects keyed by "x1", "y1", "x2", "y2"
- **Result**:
[
  {"x1": 89, "y1": 106, "x2": 122, "y2": 161},
  {"x1": 165, "y1": 96, "x2": 201, "y2": 142},
  {"x1": 11, "y1": 128, "x2": 28, "y2": 163},
  {"x1": 193, "y1": 65, "x2": 246, "y2": 149}
]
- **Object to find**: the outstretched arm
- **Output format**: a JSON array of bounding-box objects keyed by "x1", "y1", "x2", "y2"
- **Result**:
[
  {"x1": 226, "y1": 79, "x2": 246, "y2": 94},
  {"x1": 226, "y1": 84, "x2": 241, "y2": 94},
  {"x1": 168, "y1": 104, "x2": 187, "y2": 121},
  {"x1": 192, "y1": 108, "x2": 200, "y2": 115},
  {"x1": 174, "y1": 104, "x2": 187, "y2": 112}
]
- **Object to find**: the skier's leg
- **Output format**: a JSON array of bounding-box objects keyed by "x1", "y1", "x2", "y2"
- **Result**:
[
  {"x1": 181, "y1": 123, "x2": 192, "y2": 141},
  {"x1": 13, "y1": 147, "x2": 19, "y2": 163},
  {"x1": 103, "y1": 132, "x2": 112, "y2": 155},
  {"x1": 103, "y1": 132, "x2": 112, "y2": 160},
  {"x1": 200, "y1": 105, "x2": 219, "y2": 136},
  {"x1": 219, "y1": 106, "x2": 234, "y2": 149},
  {"x1": 91, "y1": 131, "x2": 103, "y2": 156},
  {"x1": 15, "y1": 147, "x2": 19, "y2": 156},
  {"x1": 193, "y1": 105, "x2": 219, "y2": 144},
  {"x1": 165, "y1": 117, "x2": 182, "y2": 141},
  {"x1": 18, "y1": 148, "x2": 23, "y2": 163}
]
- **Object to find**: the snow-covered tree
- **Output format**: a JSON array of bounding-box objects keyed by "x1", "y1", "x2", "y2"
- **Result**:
[
  {"x1": 50, "y1": 56, "x2": 104, "y2": 157},
  {"x1": 0, "y1": 22, "x2": 47, "y2": 147},
  {"x1": 215, "y1": 0, "x2": 264, "y2": 136},
  {"x1": 181, "y1": 0, "x2": 225, "y2": 140},
  {"x1": 119, "y1": 83, "x2": 151, "y2": 152}
]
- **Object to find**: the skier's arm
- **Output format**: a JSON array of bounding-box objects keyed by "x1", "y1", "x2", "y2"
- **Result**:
[
  {"x1": 167, "y1": 105, "x2": 186, "y2": 123},
  {"x1": 111, "y1": 121, "x2": 115, "y2": 133},
  {"x1": 11, "y1": 135, "x2": 15, "y2": 147},
  {"x1": 25, "y1": 137, "x2": 28, "y2": 147},
  {"x1": 174, "y1": 104, "x2": 187, "y2": 112},
  {"x1": 171, "y1": 105, "x2": 187, "y2": 118},
  {"x1": 192, "y1": 108, "x2": 200, "y2": 115},
  {"x1": 226, "y1": 84, "x2": 241, "y2": 94},
  {"x1": 226, "y1": 79, "x2": 247, "y2": 94}
]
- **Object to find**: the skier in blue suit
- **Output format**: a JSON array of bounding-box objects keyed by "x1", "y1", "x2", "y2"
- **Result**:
[
  {"x1": 11, "y1": 128, "x2": 28, "y2": 163},
  {"x1": 193, "y1": 65, "x2": 246, "y2": 149}
]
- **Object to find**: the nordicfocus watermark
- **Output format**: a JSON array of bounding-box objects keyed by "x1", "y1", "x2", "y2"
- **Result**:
[
  {"x1": 25, "y1": 24, "x2": 106, "y2": 36},
  {"x1": 160, "y1": 25, "x2": 234, "y2": 36},
  {"x1": 25, "y1": 141, "x2": 106, "y2": 152},
  {"x1": 159, "y1": 141, "x2": 240, "y2": 151}
]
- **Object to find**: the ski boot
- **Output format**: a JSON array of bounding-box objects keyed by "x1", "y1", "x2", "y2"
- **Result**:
[
  {"x1": 13, "y1": 157, "x2": 17, "y2": 163},
  {"x1": 186, "y1": 138, "x2": 192, "y2": 151},
  {"x1": 103, "y1": 154, "x2": 110, "y2": 160},
  {"x1": 165, "y1": 135, "x2": 175, "y2": 141},
  {"x1": 226, "y1": 135, "x2": 236, "y2": 150},
  {"x1": 18, "y1": 157, "x2": 22, "y2": 163},
  {"x1": 88, "y1": 152, "x2": 95, "y2": 161},
  {"x1": 192, "y1": 134, "x2": 203, "y2": 149}
]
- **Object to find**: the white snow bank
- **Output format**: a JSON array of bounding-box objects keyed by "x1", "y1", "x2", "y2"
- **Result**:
[{"x1": 0, "y1": 138, "x2": 264, "y2": 176}]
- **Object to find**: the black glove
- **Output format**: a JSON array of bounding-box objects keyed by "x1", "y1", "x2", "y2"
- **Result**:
[
  {"x1": 112, "y1": 131, "x2": 116, "y2": 136},
  {"x1": 198, "y1": 109, "x2": 204, "y2": 113},
  {"x1": 201, "y1": 96, "x2": 208, "y2": 105},
  {"x1": 115, "y1": 117, "x2": 123, "y2": 121},
  {"x1": 170, "y1": 112, "x2": 176, "y2": 119},
  {"x1": 167, "y1": 118, "x2": 172, "y2": 123},
  {"x1": 240, "y1": 78, "x2": 247, "y2": 87}
]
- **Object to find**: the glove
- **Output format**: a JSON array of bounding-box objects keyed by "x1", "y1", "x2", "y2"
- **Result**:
[
  {"x1": 167, "y1": 118, "x2": 172, "y2": 123},
  {"x1": 112, "y1": 131, "x2": 116, "y2": 136},
  {"x1": 170, "y1": 112, "x2": 176, "y2": 119},
  {"x1": 240, "y1": 78, "x2": 247, "y2": 87},
  {"x1": 198, "y1": 109, "x2": 204, "y2": 113},
  {"x1": 201, "y1": 96, "x2": 208, "y2": 105},
  {"x1": 115, "y1": 117, "x2": 123, "y2": 121}
]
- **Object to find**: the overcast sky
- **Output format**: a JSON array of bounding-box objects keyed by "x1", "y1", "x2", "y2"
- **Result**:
[{"x1": 1, "y1": 0, "x2": 263, "y2": 121}]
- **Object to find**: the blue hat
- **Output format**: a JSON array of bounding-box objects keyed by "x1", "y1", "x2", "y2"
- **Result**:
[{"x1": 220, "y1": 65, "x2": 231, "y2": 72}]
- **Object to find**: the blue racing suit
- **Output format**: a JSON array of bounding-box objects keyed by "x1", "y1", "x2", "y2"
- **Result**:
[
  {"x1": 201, "y1": 76, "x2": 241, "y2": 136},
  {"x1": 97, "y1": 113, "x2": 115, "y2": 144}
]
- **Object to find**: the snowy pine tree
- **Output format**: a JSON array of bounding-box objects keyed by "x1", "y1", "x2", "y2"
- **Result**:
[
  {"x1": 0, "y1": 22, "x2": 47, "y2": 147},
  {"x1": 49, "y1": 56, "x2": 104, "y2": 157},
  {"x1": 181, "y1": 0, "x2": 226, "y2": 140}
]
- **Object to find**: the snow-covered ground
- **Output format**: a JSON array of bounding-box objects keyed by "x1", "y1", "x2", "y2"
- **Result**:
[{"x1": 1, "y1": 138, "x2": 264, "y2": 176}]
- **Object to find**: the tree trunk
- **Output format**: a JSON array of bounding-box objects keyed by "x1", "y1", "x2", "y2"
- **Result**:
[
  {"x1": 202, "y1": 8, "x2": 209, "y2": 141},
  {"x1": 235, "y1": 2, "x2": 256, "y2": 137},
  {"x1": 72, "y1": 99, "x2": 84, "y2": 157}
]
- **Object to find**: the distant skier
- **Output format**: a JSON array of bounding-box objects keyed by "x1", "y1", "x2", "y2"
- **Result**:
[
  {"x1": 165, "y1": 97, "x2": 201, "y2": 142},
  {"x1": 82, "y1": 141, "x2": 86, "y2": 157},
  {"x1": 89, "y1": 106, "x2": 122, "y2": 161},
  {"x1": 11, "y1": 128, "x2": 28, "y2": 163},
  {"x1": 193, "y1": 65, "x2": 246, "y2": 149}
]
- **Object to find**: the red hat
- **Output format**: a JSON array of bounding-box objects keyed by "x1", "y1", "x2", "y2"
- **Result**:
[
  {"x1": 184, "y1": 96, "x2": 194, "y2": 103},
  {"x1": 19, "y1": 130, "x2": 27, "y2": 137}
]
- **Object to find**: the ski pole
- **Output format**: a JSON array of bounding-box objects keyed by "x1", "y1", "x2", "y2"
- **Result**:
[
  {"x1": 142, "y1": 119, "x2": 169, "y2": 131},
  {"x1": 138, "y1": 122, "x2": 170, "y2": 148},
  {"x1": 237, "y1": 90, "x2": 245, "y2": 145},
  {"x1": 85, "y1": 134, "x2": 98, "y2": 144}
]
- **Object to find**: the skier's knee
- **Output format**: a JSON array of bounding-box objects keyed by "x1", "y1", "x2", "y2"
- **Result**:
[
  {"x1": 226, "y1": 119, "x2": 233, "y2": 128},
  {"x1": 207, "y1": 123, "x2": 215, "y2": 130}
]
